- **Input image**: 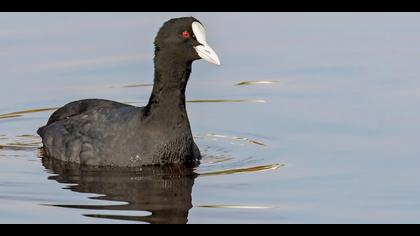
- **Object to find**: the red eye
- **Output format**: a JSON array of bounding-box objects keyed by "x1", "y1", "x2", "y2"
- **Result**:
[{"x1": 182, "y1": 31, "x2": 190, "y2": 38}]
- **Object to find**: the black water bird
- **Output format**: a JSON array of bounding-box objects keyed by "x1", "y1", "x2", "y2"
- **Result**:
[{"x1": 37, "y1": 17, "x2": 220, "y2": 167}]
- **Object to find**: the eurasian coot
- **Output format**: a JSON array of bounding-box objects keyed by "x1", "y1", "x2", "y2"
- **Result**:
[{"x1": 37, "y1": 17, "x2": 220, "y2": 167}]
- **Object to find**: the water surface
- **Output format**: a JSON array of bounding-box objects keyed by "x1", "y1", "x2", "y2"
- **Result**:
[{"x1": 1, "y1": 13, "x2": 420, "y2": 223}]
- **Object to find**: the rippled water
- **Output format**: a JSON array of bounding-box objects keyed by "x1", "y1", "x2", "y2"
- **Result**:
[{"x1": 1, "y1": 12, "x2": 420, "y2": 223}]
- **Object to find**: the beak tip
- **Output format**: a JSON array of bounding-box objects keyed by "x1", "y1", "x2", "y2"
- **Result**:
[
  {"x1": 195, "y1": 44, "x2": 221, "y2": 66},
  {"x1": 212, "y1": 56, "x2": 221, "y2": 66}
]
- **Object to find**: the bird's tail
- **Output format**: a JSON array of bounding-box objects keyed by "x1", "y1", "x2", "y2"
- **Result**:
[{"x1": 37, "y1": 126, "x2": 46, "y2": 138}]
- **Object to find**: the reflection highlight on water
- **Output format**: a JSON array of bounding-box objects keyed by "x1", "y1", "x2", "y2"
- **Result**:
[
  {"x1": 121, "y1": 83, "x2": 153, "y2": 88},
  {"x1": 188, "y1": 99, "x2": 266, "y2": 103},
  {"x1": 197, "y1": 133, "x2": 267, "y2": 146},
  {"x1": 197, "y1": 163, "x2": 283, "y2": 176},
  {"x1": 235, "y1": 80, "x2": 280, "y2": 86},
  {"x1": 0, "y1": 108, "x2": 58, "y2": 120},
  {"x1": 0, "y1": 134, "x2": 42, "y2": 151}
]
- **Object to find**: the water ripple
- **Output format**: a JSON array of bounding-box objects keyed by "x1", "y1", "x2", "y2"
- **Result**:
[
  {"x1": 197, "y1": 163, "x2": 284, "y2": 176},
  {"x1": 188, "y1": 99, "x2": 266, "y2": 103},
  {"x1": 0, "y1": 134, "x2": 42, "y2": 151},
  {"x1": 196, "y1": 133, "x2": 267, "y2": 146},
  {"x1": 0, "y1": 108, "x2": 57, "y2": 120},
  {"x1": 235, "y1": 80, "x2": 279, "y2": 86}
]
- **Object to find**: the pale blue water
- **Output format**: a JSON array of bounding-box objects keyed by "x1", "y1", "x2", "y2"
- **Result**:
[{"x1": 1, "y1": 12, "x2": 420, "y2": 223}]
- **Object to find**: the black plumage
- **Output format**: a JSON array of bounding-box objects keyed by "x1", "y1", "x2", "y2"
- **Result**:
[{"x1": 37, "y1": 17, "x2": 219, "y2": 167}]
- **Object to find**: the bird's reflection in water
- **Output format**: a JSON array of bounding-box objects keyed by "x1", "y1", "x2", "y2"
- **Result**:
[{"x1": 42, "y1": 157, "x2": 198, "y2": 224}]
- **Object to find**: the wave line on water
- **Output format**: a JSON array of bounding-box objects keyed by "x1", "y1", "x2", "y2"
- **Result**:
[
  {"x1": 188, "y1": 99, "x2": 266, "y2": 103},
  {"x1": 121, "y1": 83, "x2": 153, "y2": 88},
  {"x1": 0, "y1": 144, "x2": 40, "y2": 151},
  {"x1": 0, "y1": 133, "x2": 43, "y2": 151},
  {"x1": 196, "y1": 133, "x2": 267, "y2": 146},
  {"x1": 235, "y1": 80, "x2": 279, "y2": 86},
  {"x1": 197, "y1": 163, "x2": 284, "y2": 176},
  {"x1": 197, "y1": 204, "x2": 273, "y2": 209},
  {"x1": 0, "y1": 108, "x2": 58, "y2": 120}
]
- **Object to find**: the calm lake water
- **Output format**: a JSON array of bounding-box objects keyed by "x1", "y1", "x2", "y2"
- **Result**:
[{"x1": 1, "y1": 12, "x2": 420, "y2": 223}]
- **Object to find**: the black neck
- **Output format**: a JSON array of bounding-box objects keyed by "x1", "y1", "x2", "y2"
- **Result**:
[{"x1": 144, "y1": 51, "x2": 192, "y2": 125}]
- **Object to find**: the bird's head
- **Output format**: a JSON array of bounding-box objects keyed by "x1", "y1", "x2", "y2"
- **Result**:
[{"x1": 154, "y1": 17, "x2": 220, "y2": 65}]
